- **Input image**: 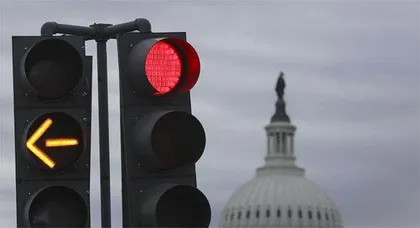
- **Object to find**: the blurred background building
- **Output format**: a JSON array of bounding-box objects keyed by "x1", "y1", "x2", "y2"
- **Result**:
[{"x1": 218, "y1": 72, "x2": 343, "y2": 228}]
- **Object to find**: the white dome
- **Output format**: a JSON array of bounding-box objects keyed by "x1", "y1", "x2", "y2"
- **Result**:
[
  {"x1": 219, "y1": 74, "x2": 343, "y2": 227},
  {"x1": 219, "y1": 175, "x2": 343, "y2": 228}
]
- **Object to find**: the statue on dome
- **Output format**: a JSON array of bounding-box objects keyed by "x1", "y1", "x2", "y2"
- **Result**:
[
  {"x1": 271, "y1": 71, "x2": 290, "y2": 123},
  {"x1": 275, "y1": 71, "x2": 286, "y2": 100}
]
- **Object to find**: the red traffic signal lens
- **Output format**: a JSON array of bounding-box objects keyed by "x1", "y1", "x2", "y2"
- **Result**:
[
  {"x1": 128, "y1": 38, "x2": 200, "y2": 95},
  {"x1": 25, "y1": 186, "x2": 88, "y2": 227},
  {"x1": 145, "y1": 40, "x2": 182, "y2": 95},
  {"x1": 23, "y1": 38, "x2": 83, "y2": 101}
]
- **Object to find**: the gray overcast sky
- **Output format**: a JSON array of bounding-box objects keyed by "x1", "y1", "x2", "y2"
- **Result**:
[{"x1": 0, "y1": 1, "x2": 419, "y2": 227}]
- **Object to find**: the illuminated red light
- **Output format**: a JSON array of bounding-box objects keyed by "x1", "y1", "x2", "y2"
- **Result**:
[
  {"x1": 145, "y1": 41, "x2": 182, "y2": 95},
  {"x1": 128, "y1": 37, "x2": 201, "y2": 95}
]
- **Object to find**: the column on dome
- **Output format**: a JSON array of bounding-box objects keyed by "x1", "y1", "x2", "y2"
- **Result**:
[
  {"x1": 281, "y1": 132, "x2": 287, "y2": 155},
  {"x1": 269, "y1": 132, "x2": 275, "y2": 156},
  {"x1": 284, "y1": 132, "x2": 289, "y2": 157},
  {"x1": 273, "y1": 132, "x2": 277, "y2": 156},
  {"x1": 266, "y1": 132, "x2": 271, "y2": 156},
  {"x1": 289, "y1": 132, "x2": 295, "y2": 157},
  {"x1": 285, "y1": 132, "x2": 290, "y2": 156},
  {"x1": 275, "y1": 131, "x2": 281, "y2": 155}
]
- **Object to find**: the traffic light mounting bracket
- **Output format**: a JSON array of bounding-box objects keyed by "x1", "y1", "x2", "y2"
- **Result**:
[
  {"x1": 40, "y1": 18, "x2": 152, "y2": 41},
  {"x1": 38, "y1": 18, "x2": 153, "y2": 228}
]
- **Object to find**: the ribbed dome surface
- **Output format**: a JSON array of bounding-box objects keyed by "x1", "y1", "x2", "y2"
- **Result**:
[{"x1": 219, "y1": 175, "x2": 343, "y2": 227}]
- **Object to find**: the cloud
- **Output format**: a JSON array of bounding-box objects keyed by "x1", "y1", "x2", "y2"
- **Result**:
[{"x1": 1, "y1": 1, "x2": 419, "y2": 227}]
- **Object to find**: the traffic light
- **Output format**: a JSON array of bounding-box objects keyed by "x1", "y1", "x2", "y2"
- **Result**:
[
  {"x1": 117, "y1": 32, "x2": 211, "y2": 227},
  {"x1": 12, "y1": 36, "x2": 92, "y2": 227}
]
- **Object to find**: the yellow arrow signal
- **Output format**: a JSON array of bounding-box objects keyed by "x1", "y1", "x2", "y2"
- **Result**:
[
  {"x1": 26, "y1": 118, "x2": 79, "y2": 169},
  {"x1": 26, "y1": 118, "x2": 55, "y2": 168},
  {"x1": 46, "y1": 138, "x2": 79, "y2": 147}
]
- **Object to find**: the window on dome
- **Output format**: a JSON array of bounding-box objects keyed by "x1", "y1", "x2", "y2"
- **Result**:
[
  {"x1": 238, "y1": 211, "x2": 242, "y2": 220},
  {"x1": 331, "y1": 212, "x2": 335, "y2": 222},
  {"x1": 288, "y1": 209, "x2": 292, "y2": 218},
  {"x1": 308, "y1": 210, "x2": 313, "y2": 219},
  {"x1": 277, "y1": 209, "x2": 281, "y2": 218},
  {"x1": 298, "y1": 209, "x2": 302, "y2": 219},
  {"x1": 317, "y1": 211, "x2": 321, "y2": 220},
  {"x1": 231, "y1": 213, "x2": 234, "y2": 221},
  {"x1": 325, "y1": 212, "x2": 329, "y2": 221},
  {"x1": 256, "y1": 210, "x2": 260, "y2": 218},
  {"x1": 266, "y1": 209, "x2": 270, "y2": 218},
  {"x1": 246, "y1": 210, "x2": 250, "y2": 219},
  {"x1": 225, "y1": 213, "x2": 228, "y2": 221}
]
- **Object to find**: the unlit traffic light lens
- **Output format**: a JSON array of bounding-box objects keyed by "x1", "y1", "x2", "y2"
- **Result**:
[
  {"x1": 134, "y1": 110, "x2": 206, "y2": 169},
  {"x1": 25, "y1": 112, "x2": 84, "y2": 171},
  {"x1": 156, "y1": 185, "x2": 211, "y2": 227},
  {"x1": 24, "y1": 38, "x2": 83, "y2": 100},
  {"x1": 138, "y1": 184, "x2": 211, "y2": 227},
  {"x1": 26, "y1": 186, "x2": 87, "y2": 227},
  {"x1": 128, "y1": 38, "x2": 200, "y2": 95}
]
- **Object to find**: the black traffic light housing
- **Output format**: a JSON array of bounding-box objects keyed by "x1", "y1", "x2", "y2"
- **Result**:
[
  {"x1": 12, "y1": 36, "x2": 92, "y2": 227},
  {"x1": 117, "y1": 32, "x2": 211, "y2": 227}
]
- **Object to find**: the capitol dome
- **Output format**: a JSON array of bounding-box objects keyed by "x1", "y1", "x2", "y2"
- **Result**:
[{"x1": 219, "y1": 72, "x2": 343, "y2": 228}]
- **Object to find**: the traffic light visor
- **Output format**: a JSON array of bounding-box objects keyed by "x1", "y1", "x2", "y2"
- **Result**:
[
  {"x1": 25, "y1": 186, "x2": 88, "y2": 227},
  {"x1": 23, "y1": 38, "x2": 83, "y2": 100},
  {"x1": 128, "y1": 38, "x2": 200, "y2": 95}
]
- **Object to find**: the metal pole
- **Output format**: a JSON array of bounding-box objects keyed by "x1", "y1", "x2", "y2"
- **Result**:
[{"x1": 97, "y1": 41, "x2": 111, "y2": 228}]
